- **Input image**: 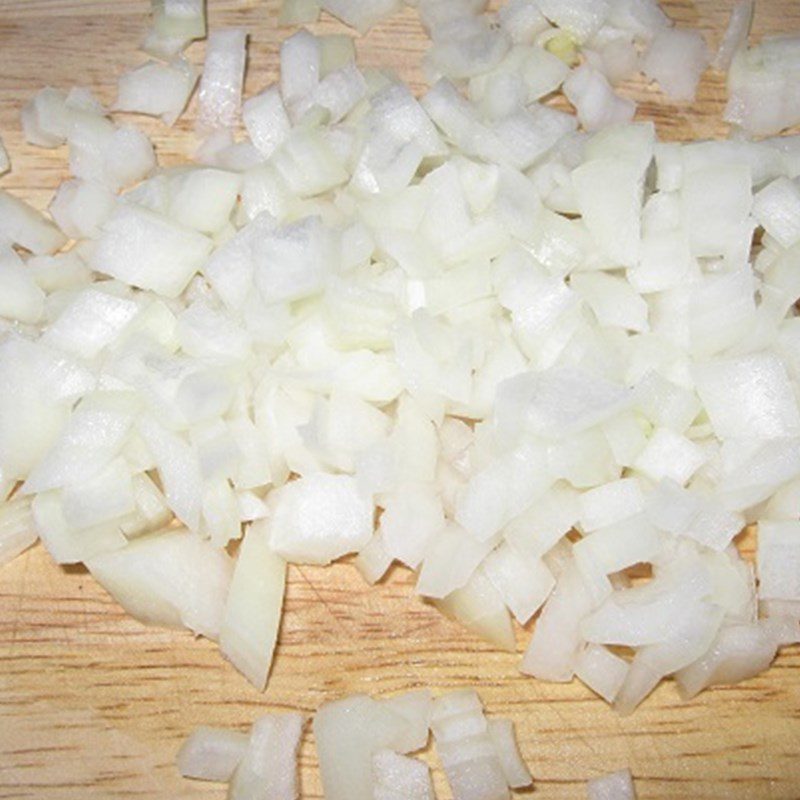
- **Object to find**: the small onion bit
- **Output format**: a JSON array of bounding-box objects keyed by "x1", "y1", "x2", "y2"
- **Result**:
[
  {"x1": 177, "y1": 713, "x2": 305, "y2": 799},
  {"x1": 587, "y1": 768, "x2": 637, "y2": 800}
]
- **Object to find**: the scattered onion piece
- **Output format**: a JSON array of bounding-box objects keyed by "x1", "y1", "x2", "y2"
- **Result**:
[
  {"x1": 177, "y1": 726, "x2": 249, "y2": 782},
  {"x1": 587, "y1": 768, "x2": 637, "y2": 800},
  {"x1": 373, "y1": 750, "x2": 434, "y2": 800},
  {"x1": 228, "y1": 713, "x2": 305, "y2": 800},
  {"x1": 115, "y1": 58, "x2": 198, "y2": 125},
  {"x1": 726, "y1": 35, "x2": 800, "y2": 135},
  {"x1": 320, "y1": 0, "x2": 402, "y2": 34},
  {"x1": 197, "y1": 28, "x2": 248, "y2": 130}
]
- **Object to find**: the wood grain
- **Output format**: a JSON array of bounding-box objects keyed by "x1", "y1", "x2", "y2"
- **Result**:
[{"x1": 1, "y1": 1, "x2": 800, "y2": 798}]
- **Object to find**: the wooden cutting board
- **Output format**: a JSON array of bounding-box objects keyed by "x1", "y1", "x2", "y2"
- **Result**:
[{"x1": 1, "y1": 1, "x2": 800, "y2": 797}]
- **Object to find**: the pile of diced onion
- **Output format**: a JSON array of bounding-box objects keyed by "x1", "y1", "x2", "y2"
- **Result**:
[{"x1": 2, "y1": 0, "x2": 800, "y2": 767}]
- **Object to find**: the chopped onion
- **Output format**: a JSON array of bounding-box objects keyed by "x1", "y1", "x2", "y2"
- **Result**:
[
  {"x1": 426, "y1": 17, "x2": 511, "y2": 80},
  {"x1": 320, "y1": 0, "x2": 401, "y2": 34},
  {"x1": 197, "y1": 28, "x2": 248, "y2": 130},
  {"x1": 169, "y1": 167, "x2": 242, "y2": 234},
  {"x1": 177, "y1": 726, "x2": 249, "y2": 782},
  {"x1": 726, "y1": 36, "x2": 800, "y2": 136},
  {"x1": 269, "y1": 473, "x2": 373, "y2": 564},
  {"x1": 487, "y1": 718, "x2": 532, "y2": 789},
  {"x1": 152, "y1": 0, "x2": 206, "y2": 42},
  {"x1": 32, "y1": 489, "x2": 127, "y2": 564},
  {"x1": 434, "y1": 567, "x2": 516, "y2": 650},
  {"x1": 354, "y1": 529, "x2": 393, "y2": 583},
  {"x1": 92, "y1": 204, "x2": 212, "y2": 297},
  {"x1": 280, "y1": 29, "x2": 321, "y2": 119},
  {"x1": 431, "y1": 688, "x2": 530, "y2": 800},
  {"x1": 521, "y1": 560, "x2": 606, "y2": 681},
  {"x1": 538, "y1": 0, "x2": 608, "y2": 43},
  {"x1": 563, "y1": 65, "x2": 635, "y2": 131},
  {"x1": 21, "y1": 87, "x2": 70, "y2": 148},
  {"x1": 713, "y1": 0, "x2": 754, "y2": 72},
  {"x1": 693, "y1": 353, "x2": 800, "y2": 441},
  {"x1": 279, "y1": 0, "x2": 321, "y2": 26},
  {"x1": 587, "y1": 768, "x2": 637, "y2": 800},
  {"x1": 4, "y1": 0, "x2": 800, "y2": 734},
  {"x1": 242, "y1": 86, "x2": 292, "y2": 158},
  {"x1": 315, "y1": 692, "x2": 431, "y2": 800},
  {"x1": 49, "y1": 179, "x2": 117, "y2": 240},
  {"x1": 85, "y1": 526, "x2": 233, "y2": 639},
  {"x1": 115, "y1": 58, "x2": 198, "y2": 125},
  {"x1": 373, "y1": 750, "x2": 434, "y2": 800},
  {"x1": 122, "y1": 473, "x2": 172, "y2": 538},
  {"x1": 0, "y1": 247, "x2": 45, "y2": 324},
  {"x1": 575, "y1": 643, "x2": 629, "y2": 702},
  {"x1": 141, "y1": 27, "x2": 191, "y2": 61},
  {"x1": 498, "y1": 0, "x2": 549, "y2": 45},
  {"x1": 380, "y1": 484, "x2": 444, "y2": 568},
  {"x1": 219, "y1": 520, "x2": 286, "y2": 689},
  {"x1": 642, "y1": 28, "x2": 710, "y2": 102},
  {"x1": 757, "y1": 521, "x2": 800, "y2": 602},
  {"x1": 675, "y1": 620, "x2": 782, "y2": 698},
  {"x1": 0, "y1": 338, "x2": 94, "y2": 483},
  {"x1": 483, "y1": 541, "x2": 554, "y2": 624},
  {"x1": 228, "y1": 713, "x2": 305, "y2": 800},
  {"x1": 579, "y1": 478, "x2": 645, "y2": 532},
  {"x1": 0, "y1": 189, "x2": 67, "y2": 255},
  {"x1": 752, "y1": 176, "x2": 800, "y2": 248},
  {"x1": 319, "y1": 33, "x2": 357, "y2": 75},
  {"x1": 67, "y1": 113, "x2": 156, "y2": 191}
]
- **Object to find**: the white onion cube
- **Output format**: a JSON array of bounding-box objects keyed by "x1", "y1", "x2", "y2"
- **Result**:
[
  {"x1": 643, "y1": 28, "x2": 710, "y2": 102},
  {"x1": 0, "y1": 189, "x2": 67, "y2": 255},
  {"x1": 758, "y1": 520, "x2": 800, "y2": 601},
  {"x1": 92, "y1": 205, "x2": 212, "y2": 297},
  {"x1": 587, "y1": 768, "x2": 636, "y2": 800},
  {"x1": 228, "y1": 713, "x2": 304, "y2": 800},
  {"x1": 373, "y1": 750, "x2": 434, "y2": 800},
  {"x1": 198, "y1": 29, "x2": 248, "y2": 130},
  {"x1": 243, "y1": 86, "x2": 292, "y2": 158},
  {"x1": 693, "y1": 353, "x2": 800, "y2": 440},
  {"x1": 380, "y1": 485, "x2": 444, "y2": 569},
  {"x1": 752, "y1": 176, "x2": 800, "y2": 248},
  {"x1": 572, "y1": 157, "x2": 642, "y2": 266},
  {"x1": 0, "y1": 248, "x2": 44, "y2": 324},
  {"x1": 483, "y1": 541, "x2": 555, "y2": 624},
  {"x1": 681, "y1": 164, "x2": 752, "y2": 258},
  {"x1": 270, "y1": 473, "x2": 373, "y2": 564},
  {"x1": 633, "y1": 428, "x2": 706, "y2": 486},
  {"x1": 320, "y1": 0, "x2": 401, "y2": 34},
  {"x1": 575, "y1": 644, "x2": 629, "y2": 703},
  {"x1": 43, "y1": 288, "x2": 139, "y2": 360},
  {"x1": 86, "y1": 527, "x2": 233, "y2": 639},
  {"x1": 177, "y1": 726, "x2": 248, "y2": 783},
  {"x1": 579, "y1": 478, "x2": 646, "y2": 532},
  {"x1": 115, "y1": 59, "x2": 197, "y2": 126}
]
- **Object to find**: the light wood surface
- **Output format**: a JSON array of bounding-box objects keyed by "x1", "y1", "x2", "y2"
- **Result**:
[{"x1": 2, "y1": 1, "x2": 800, "y2": 798}]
